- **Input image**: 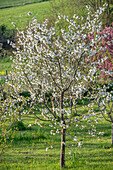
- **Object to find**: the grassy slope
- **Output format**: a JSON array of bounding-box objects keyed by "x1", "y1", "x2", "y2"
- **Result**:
[
  {"x1": 0, "y1": 104, "x2": 113, "y2": 170},
  {"x1": 0, "y1": 0, "x2": 52, "y2": 76},
  {"x1": 0, "y1": 0, "x2": 47, "y2": 8},
  {"x1": 0, "y1": 0, "x2": 83, "y2": 75},
  {"x1": 0, "y1": 0, "x2": 85, "y2": 29},
  {"x1": 0, "y1": 1, "x2": 51, "y2": 29}
]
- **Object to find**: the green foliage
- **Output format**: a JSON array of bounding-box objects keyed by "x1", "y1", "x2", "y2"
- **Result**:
[
  {"x1": 0, "y1": 76, "x2": 5, "y2": 84},
  {"x1": 48, "y1": 0, "x2": 88, "y2": 27},
  {"x1": 0, "y1": 24, "x2": 16, "y2": 41},
  {"x1": 11, "y1": 121, "x2": 28, "y2": 131},
  {"x1": 12, "y1": 130, "x2": 46, "y2": 141},
  {"x1": 0, "y1": 57, "x2": 12, "y2": 76},
  {"x1": 0, "y1": 24, "x2": 16, "y2": 62},
  {"x1": 19, "y1": 91, "x2": 31, "y2": 98}
]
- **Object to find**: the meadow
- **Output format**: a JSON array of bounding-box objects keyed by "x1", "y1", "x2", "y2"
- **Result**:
[
  {"x1": 0, "y1": 103, "x2": 113, "y2": 170},
  {"x1": 0, "y1": 0, "x2": 85, "y2": 29},
  {"x1": 0, "y1": 0, "x2": 53, "y2": 78},
  {"x1": 0, "y1": 0, "x2": 48, "y2": 8},
  {"x1": 0, "y1": 0, "x2": 51, "y2": 29}
]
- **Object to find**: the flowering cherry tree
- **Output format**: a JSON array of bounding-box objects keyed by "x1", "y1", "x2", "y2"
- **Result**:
[{"x1": 7, "y1": 5, "x2": 108, "y2": 168}]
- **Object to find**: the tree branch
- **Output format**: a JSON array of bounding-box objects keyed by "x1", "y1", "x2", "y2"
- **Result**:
[{"x1": 64, "y1": 52, "x2": 85, "y2": 92}]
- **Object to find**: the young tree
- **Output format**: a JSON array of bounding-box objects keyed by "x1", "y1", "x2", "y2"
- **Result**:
[
  {"x1": 0, "y1": 84, "x2": 16, "y2": 156},
  {"x1": 7, "y1": 5, "x2": 107, "y2": 168},
  {"x1": 0, "y1": 82, "x2": 28, "y2": 156}
]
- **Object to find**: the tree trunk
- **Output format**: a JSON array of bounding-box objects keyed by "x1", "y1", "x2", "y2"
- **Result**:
[
  {"x1": 97, "y1": 0, "x2": 99, "y2": 10},
  {"x1": 60, "y1": 91, "x2": 66, "y2": 168},
  {"x1": 112, "y1": 123, "x2": 113, "y2": 146},
  {"x1": 100, "y1": 0, "x2": 102, "y2": 7},
  {"x1": 60, "y1": 127, "x2": 66, "y2": 168}
]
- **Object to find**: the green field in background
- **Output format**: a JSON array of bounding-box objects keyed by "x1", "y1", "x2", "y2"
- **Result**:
[{"x1": 0, "y1": 0, "x2": 48, "y2": 8}]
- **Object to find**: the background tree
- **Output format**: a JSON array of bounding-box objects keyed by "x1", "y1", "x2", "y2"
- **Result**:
[
  {"x1": 74, "y1": 0, "x2": 113, "y2": 26},
  {"x1": 86, "y1": 23, "x2": 113, "y2": 146},
  {"x1": 87, "y1": 81, "x2": 113, "y2": 145},
  {"x1": 88, "y1": 24, "x2": 113, "y2": 82},
  {"x1": 0, "y1": 84, "x2": 16, "y2": 156},
  {"x1": 0, "y1": 80, "x2": 29, "y2": 156},
  {"x1": 7, "y1": 6, "x2": 107, "y2": 168}
]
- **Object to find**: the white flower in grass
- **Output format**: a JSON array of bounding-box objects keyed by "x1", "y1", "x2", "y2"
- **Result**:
[
  {"x1": 56, "y1": 129, "x2": 59, "y2": 133},
  {"x1": 11, "y1": 22, "x2": 15, "y2": 27},
  {"x1": 98, "y1": 132, "x2": 104, "y2": 135},
  {"x1": 46, "y1": 147, "x2": 48, "y2": 151},
  {"x1": 50, "y1": 130, "x2": 53, "y2": 134},
  {"x1": 78, "y1": 141, "x2": 83, "y2": 147},
  {"x1": 28, "y1": 124, "x2": 31, "y2": 127},
  {"x1": 28, "y1": 11, "x2": 32, "y2": 16},
  {"x1": 95, "y1": 119, "x2": 98, "y2": 123},
  {"x1": 50, "y1": 146, "x2": 53, "y2": 149},
  {"x1": 73, "y1": 136, "x2": 77, "y2": 141}
]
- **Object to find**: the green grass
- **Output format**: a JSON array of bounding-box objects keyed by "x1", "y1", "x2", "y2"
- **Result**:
[
  {"x1": 0, "y1": 0, "x2": 48, "y2": 8},
  {"x1": 0, "y1": 104, "x2": 113, "y2": 170},
  {"x1": 0, "y1": 0, "x2": 86, "y2": 29},
  {"x1": 0, "y1": 57, "x2": 12, "y2": 73},
  {"x1": 0, "y1": 57, "x2": 12, "y2": 84},
  {"x1": 0, "y1": 1, "x2": 51, "y2": 29}
]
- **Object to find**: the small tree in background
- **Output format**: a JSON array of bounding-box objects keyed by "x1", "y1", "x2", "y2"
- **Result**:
[
  {"x1": 0, "y1": 85, "x2": 16, "y2": 156},
  {"x1": 98, "y1": 25, "x2": 113, "y2": 81},
  {"x1": 87, "y1": 82, "x2": 113, "y2": 145},
  {"x1": 7, "y1": 5, "x2": 109, "y2": 168},
  {"x1": 79, "y1": 0, "x2": 113, "y2": 26},
  {"x1": 87, "y1": 24, "x2": 113, "y2": 146},
  {"x1": 0, "y1": 82, "x2": 28, "y2": 156},
  {"x1": 88, "y1": 23, "x2": 113, "y2": 84}
]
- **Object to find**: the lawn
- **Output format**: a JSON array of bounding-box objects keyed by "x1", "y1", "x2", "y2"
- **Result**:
[
  {"x1": 0, "y1": 0, "x2": 48, "y2": 8},
  {"x1": 0, "y1": 57, "x2": 12, "y2": 84},
  {"x1": 0, "y1": 103, "x2": 113, "y2": 170},
  {"x1": 0, "y1": 0, "x2": 51, "y2": 29},
  {"x1": 0, "y1": 0, "x2": 85, "y2": 29},
  {"x1": 0, "y1": 57, "x2": 12, "y2": 73},
  {"x1": 0, "y1": 0, "x2": 53, "y2": 75}
]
